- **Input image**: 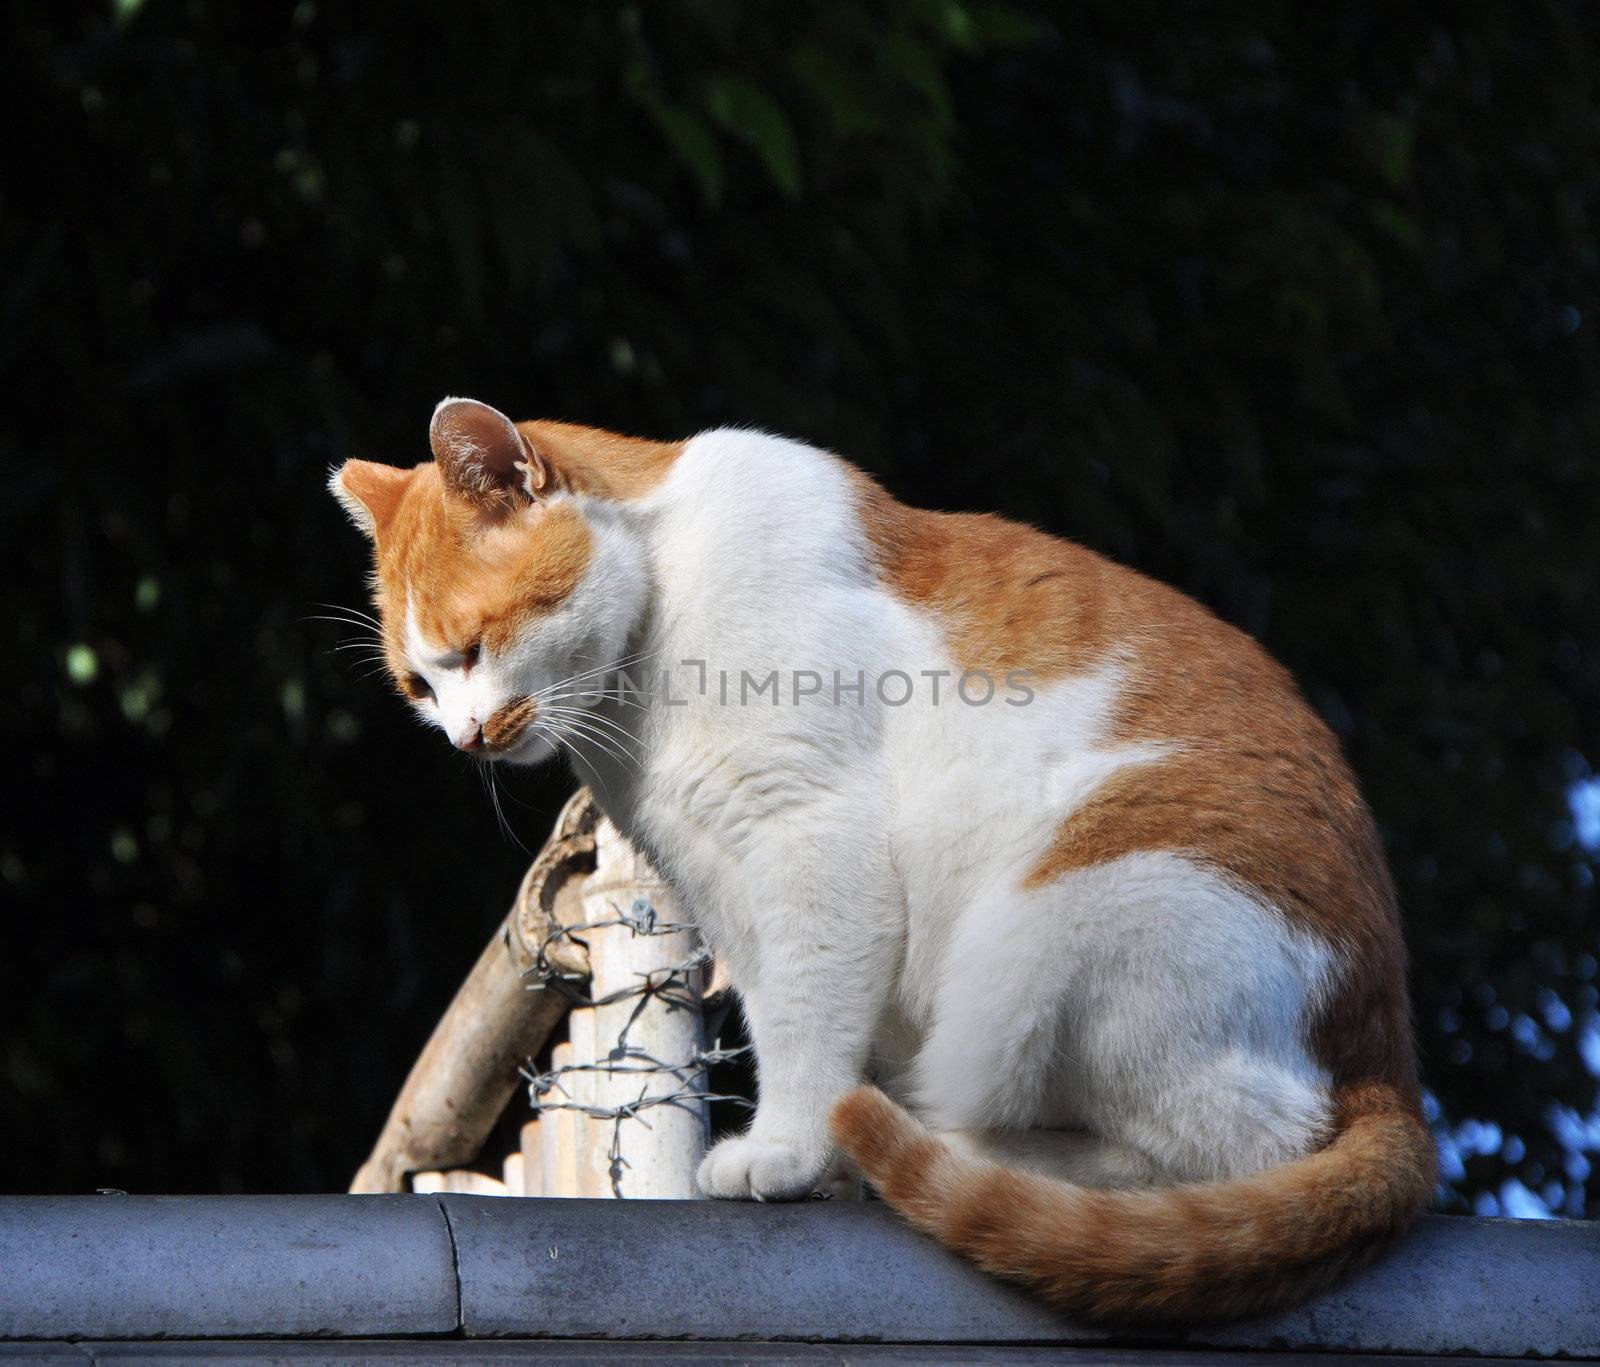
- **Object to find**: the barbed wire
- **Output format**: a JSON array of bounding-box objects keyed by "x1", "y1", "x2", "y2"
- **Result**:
[
  {"x1": 520, "y1": 894, "x2": 752, "y2": 1196},
  {"x1": 526, "y1": 895, "x2": 706, "y2": 1009}
]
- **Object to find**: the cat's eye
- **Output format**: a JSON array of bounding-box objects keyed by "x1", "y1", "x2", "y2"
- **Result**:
[
  {"x1": 461, "y1": 641, "x2": 481, "y2": 671},
  {"x1": 401, "y1": 672, "x2": 434, "y2": 703}
]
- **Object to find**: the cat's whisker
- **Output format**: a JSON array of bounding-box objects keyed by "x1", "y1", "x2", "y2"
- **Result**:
[
  {"x1": 542, "y1": 713, "x2": 641, "y2": 772},
  {"x1": 561, "y1": 643, "x2": 667, "y2": 683},
  {"x1": 487, "y1": 764, "x2": 533, "y2": 856},
  {"x1": 537, "y1": 686, "x2": 654, "y2": 711},
  {"x1": 309, "y1": 619, "x2": 380, "y2": 637},
  {"x1": 535, "y1": 646, "x2": 669, "y2": 700},
  {"x1": 312, "y1": 601, "x2": 383, "y2": 628},
  {"x1": 548, "y1": 724, "x2": 640, "y2": 776},
  {"x1": 301, "y1": 613, "x2": 383, "y2": 635},
  {"x1": 543, "y1": 720, "x2": 641, "y2": 761},
  {"x1": 537, "y1": 702, "x2": 641, "y2": 746},
  {"x1": 538, "y1": 707, "x2": 643, "y2": 763},
  {"x1": 484, "y1": 763, "x2": 541, "y2": 812},
  {"x1": 479, "y1": 764, "x2": 507, "y2": 843},
  {"x1": 537, "y1": 721, "x2": 619, "y2": 809},
  {"x1": 544, "y1": 726, "x2": 643, "y2": 771},
  {"x1": 471, "y1": 751, "x2": 527, "y2": 855}
]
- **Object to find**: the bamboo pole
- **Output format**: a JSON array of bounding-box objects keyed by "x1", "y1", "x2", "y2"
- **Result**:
[
  {"x1": 578, "y1": 818, "x2": 710, "y2": 1198},
  {"x1": 519, "y1": 1119, "x2": 543, "y2": 1198},
  {"x1": 568, "y1": 1007, "x2": 605, "y2": 1197},
  {"x1": 410, "y1": 1169, "x2": 510, "y2": 1196},
  {"x1": 539, "y1": 1042, "x2": 581, "y2": 1196},
  {"x1": 348, "y1": 790, "x2": 597, "y2": 1194}
]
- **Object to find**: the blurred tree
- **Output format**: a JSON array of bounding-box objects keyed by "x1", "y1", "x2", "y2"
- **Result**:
[{"x1": 1, "y1": 0, "x2": 1595, "y2": 1209}]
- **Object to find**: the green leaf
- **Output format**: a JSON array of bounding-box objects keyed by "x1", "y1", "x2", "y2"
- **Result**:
[
  {"x1": 881, "y1": 32, "x2": 953, "y2": 123},
  {"x1": 966, "y1": 3, "x2": 1046, "y2": 49},
  {"x1": 645, "y1": 102, "x2": 725, "y2": 207},
  {"x1": 790, "y1": 42, "x2": 880, "y2": 139},
  {"x1": 699, "y1": 74, "x2": 803, "y2": 198},
  {"x1": 935, "y1": 1, "x2": 978, "y2": 53}
]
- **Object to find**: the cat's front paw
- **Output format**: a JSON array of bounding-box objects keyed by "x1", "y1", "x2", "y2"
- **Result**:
[{"x1": 696, "y1": 1135, "x2": 828, "y2": 1202}]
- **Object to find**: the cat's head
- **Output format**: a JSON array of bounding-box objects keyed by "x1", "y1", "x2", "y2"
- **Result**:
[{"x1": 329, "y1": 397, "x2": 650, "y2": 764}]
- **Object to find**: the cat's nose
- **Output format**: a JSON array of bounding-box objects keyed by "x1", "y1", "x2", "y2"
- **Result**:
[{"x1": 455, "y1": 722, "x2": 485, "y2": 752}]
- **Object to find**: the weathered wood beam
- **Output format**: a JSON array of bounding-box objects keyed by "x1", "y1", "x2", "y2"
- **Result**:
[{"x1": 348, "y1": 790, "x2": 598, "y2": 1195}]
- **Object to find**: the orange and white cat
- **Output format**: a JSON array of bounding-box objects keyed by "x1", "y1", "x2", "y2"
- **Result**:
[{"x1": 331, "y1": 398, "x2": 1435, "y2": 1323}]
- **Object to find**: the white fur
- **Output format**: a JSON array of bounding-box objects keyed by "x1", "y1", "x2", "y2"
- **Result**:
[
  {"x1": 329, "y1": 466, "x2": 376, "y2": 536},
  {"x1": 421, "y1": 426, "x2": 1343, "y2": 1198}
]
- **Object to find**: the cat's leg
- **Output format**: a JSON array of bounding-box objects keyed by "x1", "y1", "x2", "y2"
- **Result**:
[
  {"x1": 1057, "y1": 856, "x2": 1336, "y2": 1183},
  {"x1": 696, "y1": 809, "x2": 902, "y2": 1202},
  {"x1": 910, "y1": 850, "x2": 1333, "y2": 1184},
  {"x1": 905, "y1": 879, "x2": 1080, "y2": 1135},
  {"x1": 1090, "y1": 1053, "x2": 1332, "y2": 1185}
]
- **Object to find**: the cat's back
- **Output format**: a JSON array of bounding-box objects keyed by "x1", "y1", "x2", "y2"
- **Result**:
[
  {"x1": 654, "y1": 431, "x2": 1355, "y2": 785},
  {"x1": 848, "y1": 465, "x2": 1278, "y2": 699},
  {"x1": 850, "y1": 466, "x2": 1397, "y2": 944}
]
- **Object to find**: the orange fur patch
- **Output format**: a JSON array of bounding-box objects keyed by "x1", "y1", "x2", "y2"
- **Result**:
[
  {"x1": 849, "y1": 467, "x2": 1415, "y2": 1104},
  {"x1": 482, "y1": 694, "x2": 539, "y2": 752},
  {"x1": 849, "y1": 468, "x2": 1118, "y2": 676},
  {"x1": 517, "y1": 421, "x2": 684, "y2": 500},
  {"x1": 362, "y1": 463, "x2": 595, "y2": 677},
  {"x1": 333, "y1": 460, "x2": 413, "y2": 538}
]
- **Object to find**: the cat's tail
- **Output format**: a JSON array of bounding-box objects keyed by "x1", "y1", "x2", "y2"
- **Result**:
[{"x1": 829, "y1": 1081, "x2": 1435, "y2": 1324}]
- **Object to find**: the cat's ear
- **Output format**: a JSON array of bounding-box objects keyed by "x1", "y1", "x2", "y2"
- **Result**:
[
  {"x1": 329, "y1": 460, "x2": 413, "y2": 541},
  {"x1": 429, "y1": 396, "x2": 551, "y2": 514}
]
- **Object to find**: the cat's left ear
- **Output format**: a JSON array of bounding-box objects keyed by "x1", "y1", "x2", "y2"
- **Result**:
[
  {"x1": 329, "y1": 460, "x2": 413, "y2": 541},
  {"x1": 430, "y1": 396, "x2": 551, "y2": 514}
]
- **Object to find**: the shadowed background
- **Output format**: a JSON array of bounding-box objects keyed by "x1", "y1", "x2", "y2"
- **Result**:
[{"x1": 3, "y1": 1, "x2": 1597, "y2": 1212}]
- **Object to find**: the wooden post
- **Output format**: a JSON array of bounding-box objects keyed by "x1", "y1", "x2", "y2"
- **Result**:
[
  {"x1": 545, "y1": 1041, "x2": 585, "y2": 1197},
  {"x1": 519, "y1": 1119, "x2": 543, "y2": 1198},
  {"x1": 348, "y1": 791, "x2": 596, "y2": 1194},
  {"x1": 567, "y1": 1007, "x2": 606, "y2": 1197},
  {"x1": 575, "y1": 817, "x2": 710, "y2": 1198}
]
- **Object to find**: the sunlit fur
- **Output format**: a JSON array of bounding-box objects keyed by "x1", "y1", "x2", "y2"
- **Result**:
[{"x1": 330, "y1": 399, "x2": 1434, "y2": 1324}]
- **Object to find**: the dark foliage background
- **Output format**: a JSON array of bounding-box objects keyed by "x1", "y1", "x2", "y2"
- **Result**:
[{"x1": 3, "y1": 1, "x2": 1597, "y2": 1211}]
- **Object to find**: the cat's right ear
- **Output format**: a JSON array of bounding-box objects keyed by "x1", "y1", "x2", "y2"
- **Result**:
[
  {"x1": 329, "y1": 460, "x2": 412, "y2": 541},
  {"x1": 429, "y1": 397, "x2": 550, "y2": 515}
]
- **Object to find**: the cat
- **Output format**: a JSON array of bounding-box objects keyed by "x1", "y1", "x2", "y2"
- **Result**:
[{"x1": 330, "y1": 396, "x2": 1435, "y2": 1323}]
